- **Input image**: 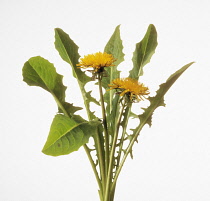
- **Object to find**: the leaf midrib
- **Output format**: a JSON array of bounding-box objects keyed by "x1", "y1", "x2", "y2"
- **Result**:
[
  {"x1": 55, "y1": 29, "x2": 72, "y2": 66},
  {"x1": 138, "y1": 30, "x2": 150, "y2": 76},
  {"x1": 43, "y1": 121, "x2": 87, "y2": 149}
]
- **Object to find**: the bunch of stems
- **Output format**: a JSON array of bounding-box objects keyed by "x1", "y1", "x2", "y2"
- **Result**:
[{"x1": 84, "y1": 73, "x2": 133, "y2": 201}]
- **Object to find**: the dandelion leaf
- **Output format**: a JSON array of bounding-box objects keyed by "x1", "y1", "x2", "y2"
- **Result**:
[
  {"x1": 138, "y1": 62, "x2": 194, "y2": 128},
  {"x1": 42, "y1": 114, "x2": 96, "y2": 156},
  {"x1": 59, "y1": 102, "x2": 83, "y2": 116},
  {"x1": 129, "y1": 24, "x2": 158, "y2": 79},
  {"x1": 54, "y1": 28, "x2": 98, "y2": 120},
  {"x1": 103, "y1": 25, "x2": 125, "y2": 128},
  {"x1": 22, "y1": 56, "x2": 80, "y2": 117}
]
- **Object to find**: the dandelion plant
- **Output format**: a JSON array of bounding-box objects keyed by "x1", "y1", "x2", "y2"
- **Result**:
[{"x1": 22, "y1": 24, "x2": 193, "y2": 201}]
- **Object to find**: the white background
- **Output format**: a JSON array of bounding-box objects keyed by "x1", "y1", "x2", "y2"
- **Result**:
[{"x1": 1, "y1": 0, "x2": 210, "y2": 200}]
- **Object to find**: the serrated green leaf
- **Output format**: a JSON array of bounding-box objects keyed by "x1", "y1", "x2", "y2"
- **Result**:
[
  {"x1": 129, "y1": 24, "x2": 158, "y2": 79},
  {"x1": 42, "y1": 114, "x2": 92, "y2": 156},
  {"x1": 138, "y1": 62, "x2": 194, "y2": 128},
  {"x1": 104, "y1": 25, "x2": 125, "y2": 67},
  {"x1": 23, "y1": 56, "x2": 66, "y2": 112},
  {"x1": 103, "y1": 25, "x2": 125, "y2": 130},
  {"x1": 54, "y1": 28, "x2": 90, "y2": 84},
  {"x1": 54, "y1": 28, "x2": 77, "y2": 65},
  {"x1": 60, "y1": 102, "x2": 83, "y2": 116},
  {"x1": 54, "y1": 28, "x2": 98, "y2": 120},
  {"x1": 23, "y1": 56, "x2": 59, "y2": 93},
  {"x1": 86, "y1": 91, "x2": 100, "y2": 106},
  {"x1": 22, "y1": 56, "x2": 81, "y2": 117},
  {"x1": 120, "y1": 105, "x2": 132, "y2": 128},
  {"x1": 103, "y1": 25, "x2": 124, "y2": 89},
  {"x1": 124, "y1": 62, "x2": 194, "y2": 162},
  {"x1": 115, "y1": 24, "x2": 157, "y2": 135}
]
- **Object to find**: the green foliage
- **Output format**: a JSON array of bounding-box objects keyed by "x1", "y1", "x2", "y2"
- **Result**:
[
  {"x1": 55, "y1": 28, "x2": 98, "y2": 120},
  {"x1": 103, "y1": 25, "x2": 124, "y2": 89},
  {"x1": 129, "y1": 24, "x2": 158, "y2": 80},
  {"x1": 103, "y1": 25, "x2": 125, "y2": 132},
  {"x1": 118, "y1": 24, "x2": 158, "y2": 148},
  {"x1": 104, "y1": 25, "x2": 125, "y2": 79},
  {"x1": 137, "y1": 62, "x2": 194, "y2": 134},
  {"x1": 22, "y1": 24, "x2": 193, "y2": 201},
  {"x1": 22, "y1": 56, "x2": 79, "y2": 117},
  {"x1": 54, "y1": 28, "x2": 80, "y2": 69},
  {"x1": 23, "y1": 56, "x2": 63, "y2": 96},
  {"x1": 42, "y1": 114, "x2": 93, "y2": 156}
]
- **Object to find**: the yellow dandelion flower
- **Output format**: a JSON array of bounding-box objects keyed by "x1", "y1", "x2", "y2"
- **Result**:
[
  {"x1": 77, "y1": 52, "x2": 116, "y2": 73},
  {"x1": 108, "y1": 77, "x2": 149, "y2": 102}
]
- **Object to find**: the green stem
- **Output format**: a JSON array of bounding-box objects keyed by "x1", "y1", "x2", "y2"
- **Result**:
[
  {"x1": 52, "y1": 94, "x2": 71, "y2": 118},
  {"x1": 110, "y1": 183, "x2": 116, "y2": 201},
  {"x1": 94, "y1": 128, "x2": 106, "y2": 197},
  {"x1": 111, "y1": 120, "x2": 144, "y2": 192},
  {"x1": 83, "y1": 144, "x2": 103, "y2": 193},
  {"x1": 98, "y1": 73, "x2": 110, "y2": 175},
  {"x1": 104, "y1": 98, "x2": 126, "y2": 201},
  {"x1": 116, "y1": 103, "x2": 132, "y2": 168},
  {"x1": 54, "y1": 95, "x2": 103, "y2": 195}
]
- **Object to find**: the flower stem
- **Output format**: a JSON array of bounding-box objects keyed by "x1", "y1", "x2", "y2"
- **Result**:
[
  {"x1": 94, "y1": 128, "x2": 106, "y2": 197},
  {"x1": 115, "y1": 103, "x2": 131, "y2": 168},
  {"x1": 104, "y1": 98, "x2": 126, "y2": 201},
  {"x1": 111, "y1": 121, "x2": 144, "y2": 192},
  {"x1": 54, "y1": 92, "x2": 102, "y2": 194},
  {"x1": 98, "y1": 73, "x2": 110, "y2": 175},
  {"x1": 83, "y1": 144, "x2": 102, "y2": 192}
]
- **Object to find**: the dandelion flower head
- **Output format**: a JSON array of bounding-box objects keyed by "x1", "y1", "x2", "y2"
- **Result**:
[
  {"x1": 77, "y1": 52, "x2": 116, "y2": 72},
  {"x1": 108, "y1": 77, "x2": 149, "y2": 102}
]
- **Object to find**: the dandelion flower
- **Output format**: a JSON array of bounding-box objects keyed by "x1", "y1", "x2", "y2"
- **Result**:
[
  {"x1": 108, "y1": 77, "x2": 149, "y2": 102},
  {"x1": 77, "y1": 52, "x2": 116, "y2": 73}
]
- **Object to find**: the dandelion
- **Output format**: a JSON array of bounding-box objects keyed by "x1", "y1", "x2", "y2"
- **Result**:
[
  {"x1": 108, "y1": 77, "x2": 149, "y2": 102},
  {"x1": 77, "y1": 52, "x2": 116, "y2": 74}
]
